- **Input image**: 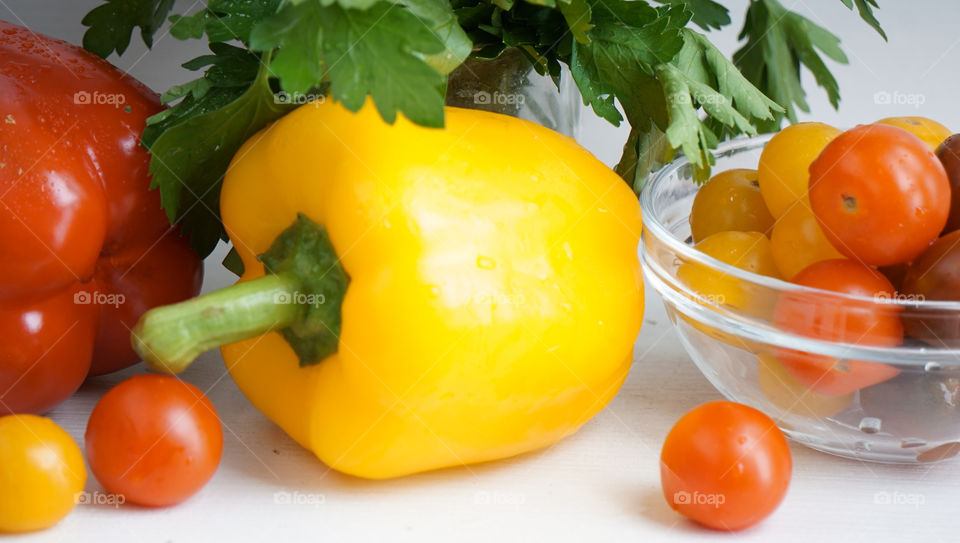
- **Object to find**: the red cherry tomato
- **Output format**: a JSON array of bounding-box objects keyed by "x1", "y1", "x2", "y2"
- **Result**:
[
  {"x1": 661, "y1": 401, "x2": 792, "y2": 531},
  {"x1": 900, "y1": 230, "x2": 960, "y2": 346},
  {"x1": 935, "y1": 133, "x2": 960, "y2": 233},
  {"x1": 809, "y1": 124, "x2": 950, "y2": 266},
  {"x1": 85, "y1": 375, "x2": 223, "y2": 507},
  {"x1": 773, "y1": 259, "x2": 902, "y2": 395}
]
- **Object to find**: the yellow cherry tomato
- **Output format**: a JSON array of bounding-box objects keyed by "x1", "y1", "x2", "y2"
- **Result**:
[
  {"x1": 690, "y1": 169, "x2": 775, "y2": 242},
  {"x1": 876, "y1": 116, "x2": 951, "y2": 151},
  {"x1": 758, "y1": 122, "x2": 841, "y2": 218},
  {"x1": 769, "y1": 204, "x2": 845, "y2": 280},
  {"x1": 757, "y1": 354, "x2": 852, "y2": 418},
  {"x1": 679, "y1": 231, "x2": 781, "y2": 315},
  {"x1": 0, "y1": 415, "x2": 86, "y2": 533}
]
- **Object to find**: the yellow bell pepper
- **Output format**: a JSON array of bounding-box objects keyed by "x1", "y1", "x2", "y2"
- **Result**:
[{"x1": 133, "y1": 100, "x2": 644, "y2": 479}]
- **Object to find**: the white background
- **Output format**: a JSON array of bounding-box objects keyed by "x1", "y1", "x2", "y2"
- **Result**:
[{"x1": 2, "y1": 0, "x2": 960, "y2": 541}]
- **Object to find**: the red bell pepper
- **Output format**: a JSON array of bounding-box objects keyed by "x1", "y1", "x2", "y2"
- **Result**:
[{"x1": 0, "y1": 21, "x2": 203, "y2": 413}]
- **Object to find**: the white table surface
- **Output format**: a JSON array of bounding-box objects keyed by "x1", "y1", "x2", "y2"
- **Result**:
[{"x1": 3, "y1": 0, "x2": 960, "y2": 541}]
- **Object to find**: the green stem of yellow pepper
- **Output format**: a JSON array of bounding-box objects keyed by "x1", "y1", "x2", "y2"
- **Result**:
[
  {"x1": 132, "y1": 214, "x2": 350, "y2": 374},
  {"x1": 131, "y1": 273, "x2": 302, "y2": 373}
]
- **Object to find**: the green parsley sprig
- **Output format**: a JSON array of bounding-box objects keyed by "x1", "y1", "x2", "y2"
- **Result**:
[{"x1": 82, "y1": 0, "x2": 884, "y2": 260}]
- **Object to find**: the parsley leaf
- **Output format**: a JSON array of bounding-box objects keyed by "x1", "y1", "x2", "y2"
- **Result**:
[
  {"x1": 401, "y1": 0, "x2": 473, "y2": 74},
  {"x1": 571, "y1": 2, "x2": 687, "y2": 128},
  {"x1": 675, "y1": 30, "x2": 782, "y2": 134},
  {"x1": 322, "y1": 4, "x2": 448, "y2": 126},
  {"x1": 559, "y1": 0, "x2": 593, "y2": 43},
  {"x1": 169, "y1": 0, "x2": 281, "y2": 44},
  {"x1": 662, "y1": 0, "x2": 730, "y2": 31},
  {"x1": 142, "y1": 47, "x2": 293, "y2": 256},
  {"x1": 474, "y1": 0, "x2": 572, "y2": 77},
  {"x1": 570, "y1": 4, "x2": 780, "y2": 186},
  {"x1": 840, "y1": 0, "x2": 886, "y2": 40},
  {"x1": 247, "y1": 2, "x2": 326, "y2": 95},
  {"x1": 249, "y1": 0, "x2": 449, "y2": 126},
  {"x1": 617, "y1": 29, "x2": 782, "y2": 187},
  {"x1": 614, "y1": 123, "x2": 672, "y2": 193},
  {"x1": 734, "y1": 0, "x2": 853, "y2": 128},
  {"x1": 82, "y1": 0, "x2": 175, "y2": 58}
]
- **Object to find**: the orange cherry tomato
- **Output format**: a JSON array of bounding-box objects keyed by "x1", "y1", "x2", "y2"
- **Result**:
[
  {"x1": 773, "y1": 259, "x2": 902, "y2": 395},
  {"x1": 809, "y1": 124, "x2": 950, "y2": 266},
  {"x1": 85, "y1": 375, "x2": 223, "y2": 507},
  {"x1": 661, "y1": 401, "x2": 792, "y2": 531}
]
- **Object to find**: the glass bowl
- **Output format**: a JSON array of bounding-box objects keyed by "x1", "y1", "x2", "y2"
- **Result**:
[{"x1": 641, "y1": 134, "x2": 960, "y2": 464}]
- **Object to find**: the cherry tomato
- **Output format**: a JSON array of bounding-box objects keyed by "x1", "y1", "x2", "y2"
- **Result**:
[
  {"x1": 690, "y1": 169, "x2": 774, "y2": 242},
  {"x1": 901, "y1": 230, "x2": 960, "y2": 346},
  {"x1": 773, "y1": 259, "x2": 902, "y2": 395},
  {"x1": 809, "y1": 124, "x2": 950, "y2": 266},
  {"x1": 0, "y1": 415, "x2": 86, "y2": 533},
  {"x1": 935, "y1": 133, "x2": 960, "y2": 233},
  {"x1": 876, "y1": 116, "x2": 951, "y2": 152},
  {"x1": 660, "y1": 401, "x2": 792, "y2": 531},
  {"x1": 757, "y1": 354, "x2": 852, "y2": 418},
  {"x1": 85, "y1": 375, "x2": 223, "y2": 507},
  {"x1": 769, "y1": 204, "x2": 844, "y2": 280},
  {"x1": 679, "y1": 231, "x2": 780, "y2": 315},
  {"x1": 758, "y1": 122, "x2": 841, "y2": 219}
]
